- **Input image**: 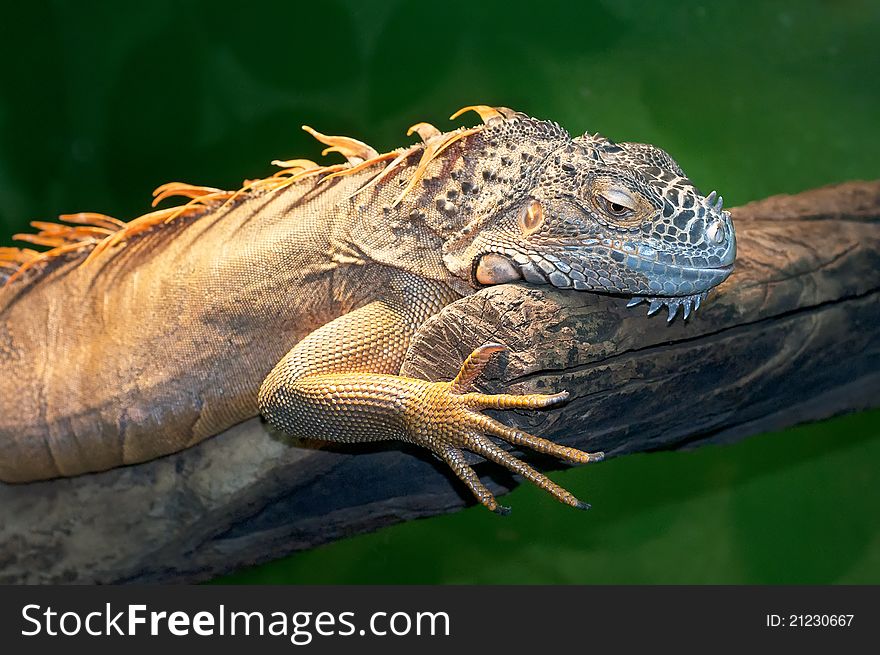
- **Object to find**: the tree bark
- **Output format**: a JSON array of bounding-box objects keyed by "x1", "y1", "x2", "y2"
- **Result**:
[{"x1": 1, "y1": 181, "x2": 878, "y2": 584}]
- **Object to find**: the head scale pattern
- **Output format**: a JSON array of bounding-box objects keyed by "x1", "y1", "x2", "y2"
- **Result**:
[{"x1": 449, "y1": 115, "x2": 736, "y2": 322}]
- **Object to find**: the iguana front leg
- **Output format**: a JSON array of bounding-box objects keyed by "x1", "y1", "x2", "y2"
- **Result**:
[{"x1": 258, "y1": 274, "x2": 603, "y2": 513}]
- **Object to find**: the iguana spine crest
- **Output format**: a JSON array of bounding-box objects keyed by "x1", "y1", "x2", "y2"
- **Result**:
[{"x1": 0, "y1": 105, "x2": 503, "y2": 289}]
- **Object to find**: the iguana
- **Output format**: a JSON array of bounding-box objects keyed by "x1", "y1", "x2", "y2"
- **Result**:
[{"x1": 0, "y1": 105, "x2": 735, "y2": 513}]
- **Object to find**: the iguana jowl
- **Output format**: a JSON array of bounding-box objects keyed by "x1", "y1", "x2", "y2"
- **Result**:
[{"x1": 0, "y1": 105, "x2": 736, "y2": 513}]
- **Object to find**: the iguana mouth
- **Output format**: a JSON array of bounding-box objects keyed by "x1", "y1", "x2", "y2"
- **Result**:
[{"x1": 474, "y1": 251, "x2": 730, "y2": 322}]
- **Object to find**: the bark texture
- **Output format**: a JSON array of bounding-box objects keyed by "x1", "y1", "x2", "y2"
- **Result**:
[{"x1": 1, "y1": 180, "x2": 878, "y2": 584}]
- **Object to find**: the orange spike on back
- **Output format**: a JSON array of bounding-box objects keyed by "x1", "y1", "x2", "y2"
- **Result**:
[
  {"x1": 227, "y1": 164, "x2": 323, "y2": 210},
  {"x1": 28, "y1": 221, "x2": 74, "y2": 234},
  {"x1": 15, "y1": 224, "x2": 113, "y2": 252},
  {"x1": 450, "y1": 105, "x2": 506, "y2": 124},
  {"x1": 151, "y1": 182, "x2": 229, "y2": 207},
  {"x1": 320, "y1": 151, "x2": 400, "y2": 183},
  {"x1": 29, "y1": 221, "x2": 114, "y2": 237},
  {"x1": 270, "y1": 158, "x2": 319, "y2": 170},
  {"x1": 302, "y1": 126, "x2": 379, "y2": 164},
  {"x1": 58, "y1": 212, "x2": 127, "y2": 230},
  {"x1": 407, "y1": 122, "x2": 441, "y2": 143},
  {"x1": 242, "y1": 176, "x2": 301, "y2": 196},
  {"x1": 12, "y1": 234, "x2": 69, "y2": 248}
]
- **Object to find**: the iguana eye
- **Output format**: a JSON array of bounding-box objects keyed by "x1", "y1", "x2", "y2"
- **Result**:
[
  {"x1": 607, "y1": 200, "x2": 629, "y2": 215},
  {"x1": 596, "y1": 189, "x2": 636, "y2": 218}
]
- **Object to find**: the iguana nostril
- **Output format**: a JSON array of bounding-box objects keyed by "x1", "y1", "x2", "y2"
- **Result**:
[{"x1": 707, "y1": 220, "x2": 725, "y2": 244}]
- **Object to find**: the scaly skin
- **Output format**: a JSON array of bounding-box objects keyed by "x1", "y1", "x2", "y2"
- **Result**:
[{"x1": 0, "y1": 105, "x2": 736, "y2": 511}]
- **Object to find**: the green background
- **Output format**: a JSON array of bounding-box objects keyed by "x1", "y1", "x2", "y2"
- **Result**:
[{"x1": 1, "y1": 0, "x2": 877, "y2": 584}]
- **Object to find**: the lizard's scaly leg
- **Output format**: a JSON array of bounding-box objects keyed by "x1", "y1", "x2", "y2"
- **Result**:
[{"x1": 259, "y1": 279, "x2": 602, "y2": 513}]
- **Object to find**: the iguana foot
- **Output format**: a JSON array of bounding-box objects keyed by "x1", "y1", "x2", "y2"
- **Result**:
[{"x1": 416, "y1": 343, "x2": 604, "y2": 514}]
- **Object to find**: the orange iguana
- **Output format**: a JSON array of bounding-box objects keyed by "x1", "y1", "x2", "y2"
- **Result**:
[{"x1": 0, "y1": 105, "x2": 735, "y2": 513}]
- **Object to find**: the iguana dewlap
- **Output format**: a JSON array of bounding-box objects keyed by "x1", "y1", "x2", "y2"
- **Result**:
[{"x1": 0, "y1": 105, "x2": 735, "y2": 512}]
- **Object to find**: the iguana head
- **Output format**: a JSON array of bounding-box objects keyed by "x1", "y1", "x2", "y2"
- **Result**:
[{"x1": 445, "y1": 118, "x2": 736, "y2": 322}]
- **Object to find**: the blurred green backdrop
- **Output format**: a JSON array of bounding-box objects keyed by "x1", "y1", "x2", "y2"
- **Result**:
[{"x1": 1, "y1": 0, "x2": 877, "y2": 584}]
